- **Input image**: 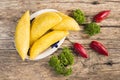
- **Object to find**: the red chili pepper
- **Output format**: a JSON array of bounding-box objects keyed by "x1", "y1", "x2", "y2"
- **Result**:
[
  {"x1": 90, "y1": 41, "x2": 109, "y2": 56},
  {"x1": 73, "y1": 43, "x2": 88, "y2": 58},
  {"x1": 66, "y1": 38, "x2": 88, "y2": 58},
  {"x1": 94, "y1": 10, "x2": 110, "y2": 22}
]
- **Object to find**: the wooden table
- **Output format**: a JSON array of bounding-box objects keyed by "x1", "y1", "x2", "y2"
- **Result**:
[{"x1": 0, "y1": 0, "x2": 120, "y2": 80}]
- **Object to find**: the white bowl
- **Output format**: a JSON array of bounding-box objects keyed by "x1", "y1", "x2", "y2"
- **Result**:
[{"x1": 27, "y1": 9, "x2": 66, "y2": 60}]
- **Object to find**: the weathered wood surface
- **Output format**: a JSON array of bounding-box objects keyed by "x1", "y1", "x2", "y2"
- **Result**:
[{"x1": 0, "y1": 0, "x2": 120, "y2": 80}]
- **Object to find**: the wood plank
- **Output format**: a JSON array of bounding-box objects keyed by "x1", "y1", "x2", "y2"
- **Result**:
[
  {"x1": 29, "y1": 1, "x2": 120, "y2": 18},
  {"x1": 0, "y1": 48, "x2": 120, "y2": 67},
  {"x1": 29, "y1": 1, "x2": 120, "y2": 26},
  {"x1": 0, "y1": 0, "x2": 23, "y2": 9},
  {"x1": 1, "y1": 39, "x2": 120, "y2": 49},
  {"x1": 0, "y1": 27, "x2": 120, "y2": 39},
  {"x1": 0, "y1": 1, "x2": 120, "y2": 28},
  {"x1": 68, "y1": 27, "x2": 120, "y2": 40},
  {"x1": 28, "y1": 0, "x2": 120, "y2": 3},
  {"x1": 68, "y1": 71, "x2": 120, "y2": 80},
  {"x1": 63, "y1": 39, "x2": 120, "y2": 49},
  {"x1": 0, "y1": 49, "x2": 120, "y2": 80},
  {"x1": 0, "y1": 27, "x2": 120, "y2": 51}
]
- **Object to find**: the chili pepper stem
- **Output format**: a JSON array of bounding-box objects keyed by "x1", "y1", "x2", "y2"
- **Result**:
[{"x1": 66, "y1": 37, "x2": 74, "y2": 45}]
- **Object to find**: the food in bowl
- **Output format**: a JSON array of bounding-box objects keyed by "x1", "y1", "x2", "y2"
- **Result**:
[{"x1": 14, "y1": 9, "x2": 80, "y2": 60}]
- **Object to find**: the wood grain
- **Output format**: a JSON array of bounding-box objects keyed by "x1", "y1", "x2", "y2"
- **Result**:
[{"x1": 0, "y1": 0, "x2": 120, "y2": 80}]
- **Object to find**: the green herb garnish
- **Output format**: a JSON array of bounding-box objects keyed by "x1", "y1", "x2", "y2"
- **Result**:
[
  {"x1": 84, "y1": 22, "x2": 100, "y2": 36},
  {"x1": 59, "y1": 47, "x2": 74, "y2": 66},
  {"x1": 49, "y1": 47, "x2": 74, "y2": 76},
  {"x1": 73, "y1": 9, "x2": 86, "y2": 24}
]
